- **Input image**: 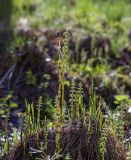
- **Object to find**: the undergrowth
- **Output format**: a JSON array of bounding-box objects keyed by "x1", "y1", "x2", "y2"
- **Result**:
[{"x1": 0, "y1": 31, "x2": 130, "y2": 160}]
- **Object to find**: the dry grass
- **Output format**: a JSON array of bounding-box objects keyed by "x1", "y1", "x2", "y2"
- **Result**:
[{"x1": 2, "y1": 119, "x2": 126, "y2": 160}]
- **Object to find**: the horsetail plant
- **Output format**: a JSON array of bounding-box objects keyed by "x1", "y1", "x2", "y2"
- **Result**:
[
  {"x1": 55, "y1": 37, "x2": 62, "y2": 153},
  {"x1": 61, "y1": 31, "x2": 70, "y2": 120},
  {"x1": 3, "y1": 106, "x2": 10, "y2": 154},
  {"x1": 55, "y1": 31, "x2": 70, "y2": 152},
  {"x1": 69, "y1": 80, "x2": 76, "y2": 120},
  {"x1": 76, "y1": 82, "x2": 84, "y2": 118},
  {"x1": 36, "y1": 96, "x2": 43, "y2": 132},
  {"x1": 43, "y1": 116, "x2": 48, "y2": 153},
  {"x1": 36, "y1": 96, "x2": 43, "y2": 145},
  {"x1": 100, "y1": 122, "x2": 108, "y2": 160},
  {"x1": 126, "y1": 144, "x2": 131, "y2": 160},
  {"x1": 65, "y1": 153, "x2": 72, "y2": 160}
]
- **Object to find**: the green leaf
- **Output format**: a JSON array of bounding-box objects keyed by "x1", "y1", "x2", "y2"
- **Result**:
[
  {"x1": 0, "y1": 109, "x2": 5, "y2": 115},
  {"x1": 10, "y1": 102, "x2": 17, "y2": 108}
]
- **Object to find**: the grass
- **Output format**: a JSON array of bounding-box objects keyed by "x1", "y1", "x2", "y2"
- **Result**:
[{"x1": 1, "y1": 0, "x2": 131, "y2": 56}]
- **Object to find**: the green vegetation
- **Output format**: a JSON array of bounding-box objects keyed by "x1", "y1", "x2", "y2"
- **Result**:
[
  {"x1": 0, "y1": 0, "x2": 131, "y2": 159},
  {"x1": 0, "y1": 30, "x2": 131, "y2": 159}
]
